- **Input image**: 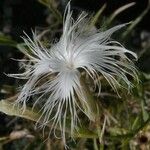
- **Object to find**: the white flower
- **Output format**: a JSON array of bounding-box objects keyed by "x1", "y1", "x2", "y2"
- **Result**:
[{"x1": 9, "y1": 3, "x2": 138, "y2": 143}]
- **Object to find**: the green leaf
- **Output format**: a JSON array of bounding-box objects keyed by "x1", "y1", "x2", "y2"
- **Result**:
[
  {"x1": 106, "y1": 2, "x2": 136, "y2": 25},
  {"x1": 142, "y1": 72, "x2": 150, "y2": 80},
  {"x1": 89, "y1": 4, "x2": 106, "y2": 27},
  {"x1": 122, "y1": 0, "x2": 150, "y2": 38},
  {"x1": 0, "y1": 99, "x2": 98, "y2": 138},
  {"x1": 141, "y1": 100, "x2": 149, "y2": 122},
  {"x1": 38, "y1": 0, "x2": 62, "y2": 24},
  {"x1": 0, "y1": 100, "x2": 40, "y2": 122},
  {"x1": 0, "y1": 136, "x2": 8, "y2": 141},
  {"x1": 0, "y1": 34, "x2": 17, "y2": 47}
]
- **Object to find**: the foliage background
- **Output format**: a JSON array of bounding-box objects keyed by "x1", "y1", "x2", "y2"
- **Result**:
[{"x1": 0, "y1": 0, "x2": 150, "y2": 149}]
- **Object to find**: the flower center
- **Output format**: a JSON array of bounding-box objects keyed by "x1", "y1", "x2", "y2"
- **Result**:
[{"x1": 67, "y1": 62, "x2": 74, "y2": 70}]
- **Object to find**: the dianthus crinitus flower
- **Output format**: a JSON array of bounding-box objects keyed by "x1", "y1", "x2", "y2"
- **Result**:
[{"x1": 9, "y1": 3, "x2": 138, "y2": 143}]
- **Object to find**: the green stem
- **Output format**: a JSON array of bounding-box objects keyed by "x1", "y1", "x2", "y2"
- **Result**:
[{"x1": 93, "y1": 138, "x2": 99, "y2": 150}]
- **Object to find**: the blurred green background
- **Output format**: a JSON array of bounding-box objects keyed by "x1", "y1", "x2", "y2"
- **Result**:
[{"x1": 0, "y1": 0, "x2": 150, "y2": 149}]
